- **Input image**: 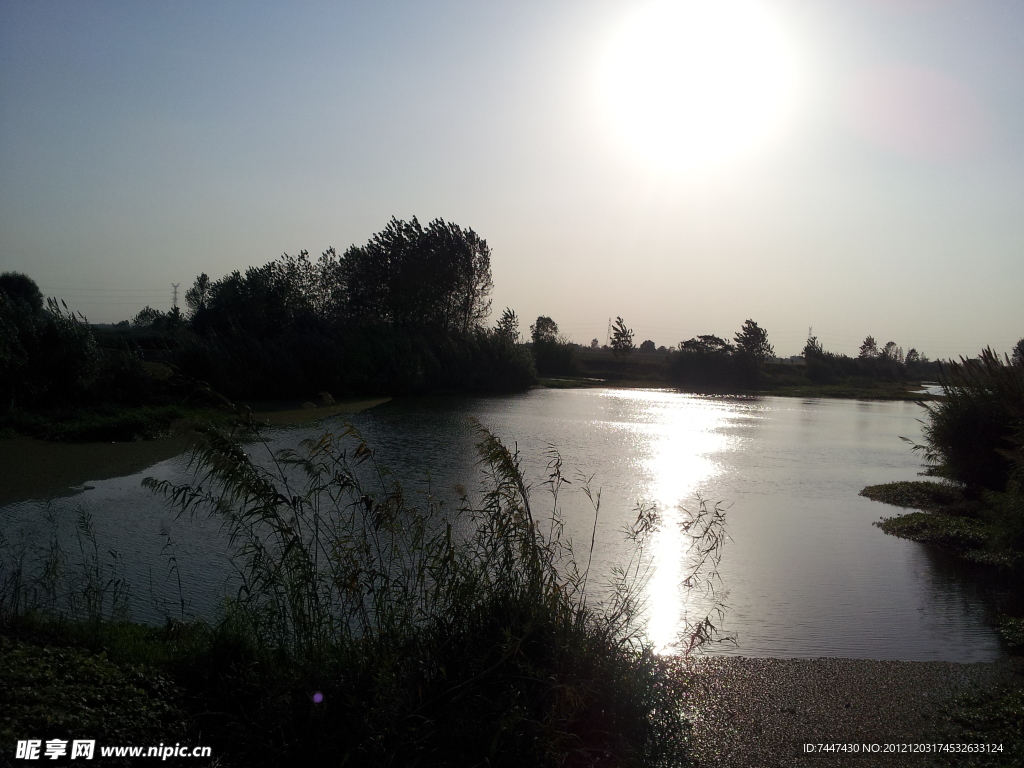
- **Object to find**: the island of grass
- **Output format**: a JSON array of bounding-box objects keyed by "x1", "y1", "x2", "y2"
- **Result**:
[{"x1": 860, "y1": 481, "x2": 1017, "y2": 566}]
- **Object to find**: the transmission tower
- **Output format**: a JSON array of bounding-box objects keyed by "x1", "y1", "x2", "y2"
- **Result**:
[{"x1": 171, "y1": 283, "x2": 180, "y2": 310}]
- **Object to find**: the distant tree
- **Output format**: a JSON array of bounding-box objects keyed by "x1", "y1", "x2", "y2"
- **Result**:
[
  {"x1": 590, "y1": 338, "x2": 600, "y2": 349},
  {"x1": 678, "y1": 335, "x2": 734, "y2": 355},
  {"x1": 0, "y1": 272, "x2": 44, "y2": 313},
  {"x1": 185, "y1": 273, "x2": 211, "y2": 317},
  {"x1": 639, "y1": 339, "x2": 656, "y2": 354},
  {"x1": 880, "y1": 341, "x2": 902, "y2": 362},
  {"x1": 904, "y1": 348, "x2": 921, "y2": 365},
  {"x1": 858, "y1": 336, "x2": 879, "y2": 359},
  {"x1": 495, "y1": 307, "x2": 520, "y2": 344},
  {"x1": 610, "y1": 316, "x2": 634, "y2": 357},
  {"x1": 531, "y1": 316, "x2": 559, "y2": 345},
  {"x1": 734, "y1": 319, "x2": 774, "y2": 361},
  {"x1": 341, "y1": 217, "x2": 493, "y2": 332},
  {"x1": 803, "y1": 334, "x2": 824, "y2": 359},
  {"x1": 1013, "y1": 338, "x2": 1024, "y2": 366},
  {"x1": 132, "y1": 306, "x2": 165, "y2": 328}
]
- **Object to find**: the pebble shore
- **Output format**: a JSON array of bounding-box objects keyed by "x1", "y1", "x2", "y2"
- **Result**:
[{"x1": 670, "y1": 656, "x2": 1021, "y2": 768}]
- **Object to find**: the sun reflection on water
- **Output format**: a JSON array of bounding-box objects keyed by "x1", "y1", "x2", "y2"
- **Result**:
[{"x1": 599, "y1": 390, "x2": 740, "y2": 653}]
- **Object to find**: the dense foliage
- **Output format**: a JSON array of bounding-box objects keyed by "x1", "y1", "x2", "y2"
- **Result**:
[
  {"x1": 802, "y1": 332, "x2": 940, "y2": 385},
  {"x1": 530, "y1": 316, "x2": 581, "y2": 376},
  {"x1": 874, "y1": 348, "x2": 1024, "y2": 560},
  {"x1": 175, "y1": 218, "x2": 532, "y2": 398},
  {"x1": 1, "y1": 219, "x2": 536, "y2": 432},
  {"x1": 0, "y1": 274, "x2": 160, "y2": 419},
  {"x1": 916, "y1": 349, "x2": 1024, "y2": 492}
]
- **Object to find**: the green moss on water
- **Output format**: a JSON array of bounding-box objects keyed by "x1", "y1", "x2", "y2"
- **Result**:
[
  {"x1": 863, "y1": 481, "x2": 1023, "y2": 567},
  {"x1": 873, "y1": 510, "x2": 990, "y2": 548}
]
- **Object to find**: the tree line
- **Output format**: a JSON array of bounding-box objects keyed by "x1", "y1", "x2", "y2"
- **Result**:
[
  {"x1": 521, "y1": 311, "x2": 966, "y2": 392},
  {"x1": 0, "y1": 218, "x2": 537, "y2": 428}
]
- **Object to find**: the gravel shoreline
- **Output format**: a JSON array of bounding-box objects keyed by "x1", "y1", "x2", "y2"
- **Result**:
[{"x1": 671, "y1": 656, "x2": 1022, "y2": 768}]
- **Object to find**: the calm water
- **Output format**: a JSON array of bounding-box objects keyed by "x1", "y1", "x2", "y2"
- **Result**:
[{"x1": 0, "y1": 388, "x2": 1008, "y2": 661}]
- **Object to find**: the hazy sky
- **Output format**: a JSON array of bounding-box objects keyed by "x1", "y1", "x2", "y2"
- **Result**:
[{"x1": 2, "y1": 0, "x2": 1022, "y2": 358}]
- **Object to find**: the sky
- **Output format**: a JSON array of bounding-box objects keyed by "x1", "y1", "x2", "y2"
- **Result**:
[{"x1": 1, "y1": 0, "x2": 1022, "y2": 359}]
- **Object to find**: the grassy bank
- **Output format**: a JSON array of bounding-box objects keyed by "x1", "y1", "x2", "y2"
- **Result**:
[
  {"x1": 1, "y1": 417, "x2": 717, "y2": 766},
  {"x1": 862, "y1": 481, "x2": 1021, "y2": 568}
]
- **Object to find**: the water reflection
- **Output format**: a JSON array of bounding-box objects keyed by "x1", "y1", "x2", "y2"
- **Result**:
[
  {"x1": 600, "y1": 390, "x2": 734, "y2": 653},
  {"x1": 0, "y1": 388, "x2": 1007, "y2": 661}
]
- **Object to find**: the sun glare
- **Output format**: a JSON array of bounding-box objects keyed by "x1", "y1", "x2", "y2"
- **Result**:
[{"x1": 597, "y1": 0, "x2": 800, "y2": 171}]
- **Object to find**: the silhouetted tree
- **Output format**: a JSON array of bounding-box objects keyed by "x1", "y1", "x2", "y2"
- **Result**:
[
  {"x1": 185, "y1": 273, "x2": 211, "y2": 317},
  {"x1": 1013, "y1": 338, "x2": 1024, "y2": 366},
  {"x1": 495, "y1": 307, "x2": 520, "y2": 344},
  {"x1": 803, "y1": 334, "x2": 824, "y2": 359},
  {"x1": 610, "y1": 317, "x2": 634, "y2": 356},
  {"x1": 734, "y1": 319, "x2": 774, "y2": 361},
  {"x1": 880, "y1": 341, "x2": 902, "y2": 362},
  {"x1": 0, "y1": 272, "x2": 44, "y2": 313},
  {"x1": 905, "y1": 348, "x2": 921, "y2": 365},
  {"x1": 531, "y1": 316, "x2": 559, "y2": 345},
  {"x1": 859, "y1": 336, "x2": 879, "y2": 359},
  {"x1": 340, "y1": 217, "x2": 492, "y2": 332},
  {"x1": 678, "y1": 335, "x2": 734, "y2": 355},
  {"x1": 639, "y1": 339, "x2": 656, "y2": 353},
  {"x1": 132, "y1": 306, "x2": 165, "y2": 328}
]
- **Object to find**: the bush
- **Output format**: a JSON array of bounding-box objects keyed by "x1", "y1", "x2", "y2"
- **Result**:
[
  {"x1": 915, "y1": 349, "x2": 1024, "y2": 491},
  {"x1": 532, "y1": 339, "x2": 581, "y2": 377},
  {"x1": 0, "y1": 294, "x2": 100, "y2": 411}
]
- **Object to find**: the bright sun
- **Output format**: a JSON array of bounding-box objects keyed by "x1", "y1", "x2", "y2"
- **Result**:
[{"x1": 597, "y1": 0, "x2": 800, "y2": 171}]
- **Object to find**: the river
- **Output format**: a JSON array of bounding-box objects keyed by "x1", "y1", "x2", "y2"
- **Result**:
[{"x1": 0, "y1": 388, "x2": 1008, "y2": 661}]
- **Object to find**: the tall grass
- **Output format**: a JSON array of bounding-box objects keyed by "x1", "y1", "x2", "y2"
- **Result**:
[
  {"x1": 914, "y1": 348, "x2": 1024, "y2": 491},
  {"x1": 134, "y1": 413, "x2": 720, "y2": 765},
  {"x1": 0, "y1": 507, "x2": 131, "y2": 629},
  {"x1": 0, "y1": 409, "x2": 726, "y2": 765}
]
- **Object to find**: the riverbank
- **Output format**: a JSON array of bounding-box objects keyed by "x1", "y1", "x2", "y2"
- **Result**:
[
  {"x1": 539, "y1": 376, "x2": 934, "y2": 400},
  {"x1": 0, "y1": 397, "x2": 389, "y2": 505},
  {"x1": 4, "y1": 621, "x2": 1020, "y2": 768},
  {"x1": 677, "y1": 655, "x2": 1024, "y2": 767}
]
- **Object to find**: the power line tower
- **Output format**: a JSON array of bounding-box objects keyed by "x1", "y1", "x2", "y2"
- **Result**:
[
  {"x1": 171, "y1": 283, "x2": 180, "y2": 310},
  {"x1": 606, "y1": 317, "x2": 612, "y2": 347}
]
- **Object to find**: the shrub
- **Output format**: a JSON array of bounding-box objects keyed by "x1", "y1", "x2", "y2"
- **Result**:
[{"x1": 915, "y1": 349, "x2": 1024, "y2": 491}]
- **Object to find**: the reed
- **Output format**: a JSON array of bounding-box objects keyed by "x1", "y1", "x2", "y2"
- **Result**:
[
  {"x1": 135, "y1": 412, "x2": 718, "y2": 765},
  {"x1": 912, "y1": 348, "x2": 1024, "y2": 491}
]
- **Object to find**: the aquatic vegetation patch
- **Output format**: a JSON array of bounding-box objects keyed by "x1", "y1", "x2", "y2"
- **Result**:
[{"x1": 860, "y1": 480, "x2": 979, "y2": 514}]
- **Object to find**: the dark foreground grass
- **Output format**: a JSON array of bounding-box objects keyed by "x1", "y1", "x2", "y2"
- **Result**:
[
  {"x1": 936, "y1": 668, "x2": 1024, "y2": 767},
  {"x1": 1, "y1": 415, "x2": 713, "y2": 767},
  {"x1": 0, "y1": 633, "x2": 190, "y2": 761},
  {"x1": 0, "y1": 404, "x2": 196, "y2": 442}
]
